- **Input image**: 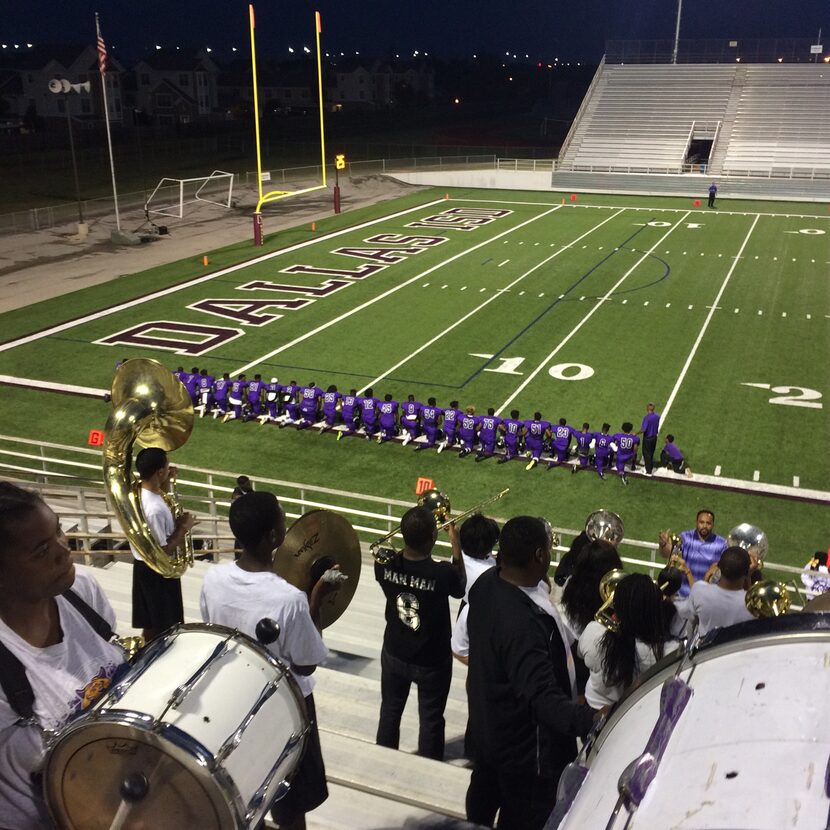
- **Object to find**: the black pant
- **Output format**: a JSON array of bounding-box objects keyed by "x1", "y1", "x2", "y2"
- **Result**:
[
  {"x1": 376, "y1": 647, "x2": 452, "y2": 760},
  {"x1": 708, "y1": 193, "x2": 716, "y2": 207},
  {"x1": 642, "y1": 435, "x2": 657, "y2": 474},
  {"x1": 466, "y1": 759, "x2": 560, "y2": 830},
  {"x1": 661, "y1": 449, "x2": 686, "y2": 473}
]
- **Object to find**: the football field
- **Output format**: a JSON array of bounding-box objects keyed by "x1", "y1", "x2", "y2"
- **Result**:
[{"x1": 1, "y1": 187, "x2": 828, "y2": 564}]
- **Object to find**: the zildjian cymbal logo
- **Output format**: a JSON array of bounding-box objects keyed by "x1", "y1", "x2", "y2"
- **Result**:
[{"x1": 295, "y1": 532, "x2": 319, "y2": 558}]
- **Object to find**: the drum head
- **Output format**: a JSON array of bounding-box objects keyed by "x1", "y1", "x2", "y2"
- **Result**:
[{"x1": 44, "y1": 720, "x2": 236, "y2": 830}]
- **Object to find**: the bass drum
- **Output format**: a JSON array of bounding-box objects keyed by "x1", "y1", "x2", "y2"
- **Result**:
[
  {"x1": 553, "y1": 614, "x2": 830, "y2": 830},
  {"x1": 43, "y1": 624, "x2": 308, "y2": 830}
]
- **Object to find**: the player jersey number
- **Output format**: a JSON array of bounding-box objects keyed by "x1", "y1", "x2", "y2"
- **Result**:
[{"x1": 396, "y1": 592, "x2": 421, "y2": 631}]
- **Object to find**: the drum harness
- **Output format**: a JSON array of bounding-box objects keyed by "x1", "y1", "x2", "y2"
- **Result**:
[{"x1": 0, "y1": 589, "x2": 118, "y2": 727}]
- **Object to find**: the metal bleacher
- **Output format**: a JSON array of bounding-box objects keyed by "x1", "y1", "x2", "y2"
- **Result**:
[
  {"x1": 559, "y1": 64, "x2": 736, "y2": 173},
  {"x1": 719, "y1": 64, "x2": 830, "y2": 178}
]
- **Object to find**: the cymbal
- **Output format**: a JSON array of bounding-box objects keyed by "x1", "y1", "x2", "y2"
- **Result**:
[
  {"x1": 109, "y1": 358, "x2": 193, "y2": 451},
  {"x1": 274, "y1": 510, "x2": 361, "y2": 628}
]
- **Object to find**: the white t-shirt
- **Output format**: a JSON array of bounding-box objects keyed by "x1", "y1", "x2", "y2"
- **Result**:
[
  {"x1": 689, "y1": 581, "x2": 753, "y2": 636},
  {"x1": 451, "y1": 603, "x2": 471, "y2": 659},
  {"x1": 0, "y1": 568, "x2": 125, "y2": 830},
  {"x1": 130, "y1": 487, "x2": 175, "y2": 562},
  {"x1": 200, "y1": 563, "x2": 328, "y2": 697},
  {"x1": 461, "y1": 552, "x2": 496, "y2": 603},
  {"x1": 578, "y1": 620, "x2": 665, "y2": 709}
]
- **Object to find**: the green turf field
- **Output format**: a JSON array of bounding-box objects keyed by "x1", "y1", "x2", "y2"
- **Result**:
[{"x1": 1, "y1": 187, "x2": 828, "y2": 567}]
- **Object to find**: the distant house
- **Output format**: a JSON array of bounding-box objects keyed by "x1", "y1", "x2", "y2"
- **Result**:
[
  {"x1": 328, "y1": 59, "x2": 434, "y2": 109},
  {"x1": 0, "y1": 44, "x2": 124, "y2": 127},
  {"x1": 217, "y1": 58, "x2": 315, "y2": 117},
  {"x1": 132, "y1": 49, "x2": 219, "y2": 125}
]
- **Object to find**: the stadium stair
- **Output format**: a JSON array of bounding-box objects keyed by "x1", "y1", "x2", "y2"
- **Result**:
[{"x1": 77, "y1": 555, "x2": 473, "y2": 827}]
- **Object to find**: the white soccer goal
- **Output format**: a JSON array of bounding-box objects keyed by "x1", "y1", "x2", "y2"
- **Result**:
[{"x1": 144, "y1": 170, "x2": 235, "y2": 219}]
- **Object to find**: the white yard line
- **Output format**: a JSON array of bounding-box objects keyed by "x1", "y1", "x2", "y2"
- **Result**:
[
  {"x1": 454, "y1": 197, "x2": 830, "y2": 220},
  {"x1": 0, "y1": 375, "x2": 107, "y2": 398},
  {"x1": 0, "y1": 197, "x2": 449, "y2": 355},
  {"x1": 359, "y1": 209, "x2": 627, "y2": 392},
  {"x1": 660, "y1": 214, "x2": 760, "y2": 430},
  {"x1": 234, "y1": 205, "x2": 568, "y2": 376},
  {"x1": 495, "y1": 212, "x2": 693, "y2": 415}
]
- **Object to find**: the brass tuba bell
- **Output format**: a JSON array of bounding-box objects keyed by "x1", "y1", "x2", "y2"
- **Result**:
[
  {"x1": 594, "y1": 568, "x2": 627, "y2": 632},
  {"x1": 745, "y1": 580, "x2": 791, "y2": 618},
  {"x1": 103, "y1": 358, "x2": 195, "y2": 578}
]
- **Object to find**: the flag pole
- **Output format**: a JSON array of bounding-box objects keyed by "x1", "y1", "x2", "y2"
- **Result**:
[{"x1": 96, "y1": 12, "x2": 121, "y2": 231}]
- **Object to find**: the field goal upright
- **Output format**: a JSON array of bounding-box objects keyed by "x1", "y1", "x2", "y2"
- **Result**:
[
  {"x1": 145, "y1": 170, "x2": 235, "y2": 219},
  {"x1": 249, "y1": 6, "x2": 328, "y2": 244}
]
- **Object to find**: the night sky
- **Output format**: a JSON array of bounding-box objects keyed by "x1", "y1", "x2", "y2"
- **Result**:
[{"x1": 3, "y1": 0, "x2": 829, "y2": 63}]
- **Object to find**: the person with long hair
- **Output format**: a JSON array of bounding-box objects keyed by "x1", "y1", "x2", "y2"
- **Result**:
[
  {"x1": 579, "y1": 573, "x2": 674, "y2": 709},
  {"x1": 560, "y1": 540, "x2": 623, "y2": 638}
]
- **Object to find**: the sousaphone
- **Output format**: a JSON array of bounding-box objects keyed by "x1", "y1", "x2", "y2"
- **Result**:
[{"x1": 273, "y1": 510, "x2": 361, "y2": 628}]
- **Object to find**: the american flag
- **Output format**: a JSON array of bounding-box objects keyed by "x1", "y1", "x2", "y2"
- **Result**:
[{"x1": 96, "y1": 14, "x2": 107, "y2": 75}]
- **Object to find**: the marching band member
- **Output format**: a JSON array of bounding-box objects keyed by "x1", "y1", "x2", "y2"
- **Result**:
[
  {"x1": 0, "y1": 483, "x2": 127, "y2": 830},
  {"x1": 200, "y1": 491, "x2": 337, "y2": 830},
  {"x1": 658, "y1": 510, "x2": 727, "y2": 597},
  {"x1": 375, "y1": 506, "x2": 464, "y2": 760}
]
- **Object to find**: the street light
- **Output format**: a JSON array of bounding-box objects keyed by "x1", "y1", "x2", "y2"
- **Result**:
[{"x1": 48, "y1": 77, "x2": 90, "y2": 237}]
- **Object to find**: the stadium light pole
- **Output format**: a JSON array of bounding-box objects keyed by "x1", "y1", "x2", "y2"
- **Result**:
[{"x1": 671, "y1": 0, "x2": 683, "y2": 64}]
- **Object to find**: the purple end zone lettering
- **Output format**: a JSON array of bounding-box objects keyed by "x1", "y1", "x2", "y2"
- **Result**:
[
  {"x1": 96, "y1": 321, "x2": 242, "y2": 355},
  {"x1": 281, "y1": 263, "x2": 386, "y2": 279},
  {"x1": 445, "y1": 208, "x2": 513, "y2": 217},
  {"x1": 187, "y1": 298, "x2": 313, "y2": 326},
  {"x1": 364, "y1": 234, "x2": 447, "y2": 246},
  {"x1": 238, "y1": 279, "x2": 350, "y2": 297},
  {"x1": 332, "y1": 247, "x2": 425, "y2": 263}
]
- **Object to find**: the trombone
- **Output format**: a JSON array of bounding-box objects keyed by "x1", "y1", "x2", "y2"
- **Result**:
[{"x1": 371, "y1": 488, "x2": 510, "y2": 565}]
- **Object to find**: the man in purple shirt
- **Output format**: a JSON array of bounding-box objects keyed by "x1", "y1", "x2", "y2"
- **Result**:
[
  {"x1": 360, "y1": 387, "x2": 379, "y2": 440},
  {"x1": 638, "y1": 403, "x2": 661, "y2": 476},
  {"x1": 612, "y1": 422, "x2": 639, "y2": 485},
  {"x1": 571, "y1": 423, "x2": 593, "y2": 474},
  {"x1": 212, "y1": 372, "x2": 230, "y2": 418},
  {"x1": 401, "y1": 395, "x2": 422, "y2": 447},
  {"x1": 458, "y1": 406, "x2": 480, "y2": 458},
  {"x1": 184, "y1": 366, "x2": 201, "y2": 405},
  {"x1": 438, "y1": 400, "x2": 461, "y2": 453},
  {"x1": 278, "y1": 380, "x2": 300, "y2": 426},
  {"x1": 497, "y1": 409, "x2": 523, "y2": 464},
  {"x1": 260, "y1": 377, "x2": 281, "y2": 424},
  {"x1": 337, "y1": 389, "x2": 360, "y2": 441},
  {"x1": 594, "y1": 423, "x2": 613, "y2": 479},
  {"x1": 378, "y1": 394, "x2": 399, "y2": 443},
  {"x1": 320, "y1": 384, "x2": 342, "y2": 433},
  {"x1": 476, "y1": 408, "x2": 501, "y2": 462},
  {"x1": 174, "y1": 366, "x2": 187, "y2": 385},
  {"x1": 297, "y1": 381, "x2": 323, "y2": 429},
  {"x1": 195, "y1": 368, "x2": 215, "y2": 418},
  {"x1": 547, "y1": 418, "x2": 575, "y2": 469},
  {"x1": 524, "y1": 412, "x2": 551, "y2": 471},
  {"x1": 659, "y1": 510, "x2": 727, "y2": 597},
  {"x1": 223, "y1": 373, "x2": 248, "y2": 422},
  {"x1": 245, "y1": 374, "x2": 264, "y2": 421},
  {"x1": 415, "y1": 397, "x2": 442, "y2": 451},
  {"x1": 660, "y1": 434, "x2": 688, "y2": 474}
]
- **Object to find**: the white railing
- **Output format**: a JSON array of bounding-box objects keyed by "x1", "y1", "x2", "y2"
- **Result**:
[
  {"x1": 558, "y1": 56, "x2": 607, "y2": 163},
  {"x1": 496, "y1": 158, "x2": 556, "y2": 172},
  {"x1": 0, "y1": 434, "x2": 809, "y2": 588}
]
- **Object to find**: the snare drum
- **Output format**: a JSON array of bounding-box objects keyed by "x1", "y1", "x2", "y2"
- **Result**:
[
  {"x1": 553, "y1": 614, "x2": 830, "y2": 830},
  {"x1": 43, "y1": 623, "x2": 309, "y2": 830}
]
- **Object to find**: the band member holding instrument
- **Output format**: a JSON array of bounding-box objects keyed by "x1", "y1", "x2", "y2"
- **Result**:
[
  {"x1": 130, "y1": 448, "x2": 196, "y2": 643},
  {"x1": 0, "y1": 482, "x2": 126, "y2": 830},
  {"x1": 658, "y1": 510, "x2": 727, "y2": 597},
  {"x1": 200, "y1": 491, "x2": 337, "y2": 830},
  {"x1": 466, "y1": 516, "x2": 597, "y2": 830},
  {"x1": 375, "y1": 506, "x2": 465, "y2": 760}
]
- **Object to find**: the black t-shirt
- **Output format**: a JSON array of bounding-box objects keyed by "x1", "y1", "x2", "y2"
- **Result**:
[{"x1": 374, "y1": 554, "x2": 464, "y2": 667}]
